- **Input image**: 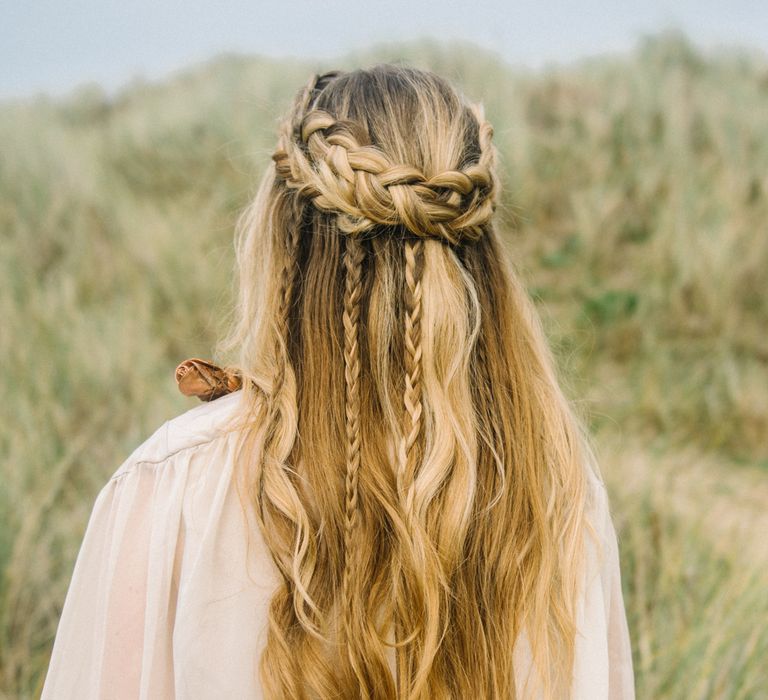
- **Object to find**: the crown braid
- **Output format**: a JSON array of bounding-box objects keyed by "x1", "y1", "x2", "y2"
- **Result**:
[{"x1": 272, "y1": 100, "x2": 498, "y2": 245}]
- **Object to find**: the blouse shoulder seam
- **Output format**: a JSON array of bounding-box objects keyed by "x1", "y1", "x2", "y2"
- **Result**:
[{"x1": 108, "y1": 430, "x2": 234, "y2": 483}]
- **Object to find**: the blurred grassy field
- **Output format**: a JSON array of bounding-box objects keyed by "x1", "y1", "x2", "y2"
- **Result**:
[{"x1": 2, "y1": 30, "x2": 767, "y2": 699}]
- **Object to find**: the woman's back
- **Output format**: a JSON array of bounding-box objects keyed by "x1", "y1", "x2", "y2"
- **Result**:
[{"x1": 41, "y1": 388, "x2": 634, "y2": 699}]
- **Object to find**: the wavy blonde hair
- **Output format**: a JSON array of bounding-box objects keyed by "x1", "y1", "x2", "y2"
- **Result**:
[{"x1": 216, "y1": 65, "x2": 601, "y2": 699}]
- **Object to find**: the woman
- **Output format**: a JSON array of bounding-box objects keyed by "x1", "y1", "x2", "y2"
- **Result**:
[{"x1": 41, "y1": 65, "x2": 635, "y2": 699}]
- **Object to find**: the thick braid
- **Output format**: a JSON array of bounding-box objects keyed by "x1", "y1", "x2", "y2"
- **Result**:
[{"x1": 273, "y1": 106, "x2": 498, "y2": 244}]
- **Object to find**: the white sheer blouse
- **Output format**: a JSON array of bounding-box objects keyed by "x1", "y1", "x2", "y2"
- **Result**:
[{"x1": 41, "y1": 389, "x2": 635, "y2": 699}]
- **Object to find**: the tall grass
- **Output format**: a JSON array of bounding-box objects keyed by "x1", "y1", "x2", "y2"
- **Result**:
[{"x1": 1, "y1": 31, "x2": 766, "y2": 698}]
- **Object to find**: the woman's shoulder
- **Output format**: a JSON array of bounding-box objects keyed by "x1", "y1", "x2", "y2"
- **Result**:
[
  {"x1": 109, "y1": 389, "x2": 247, "y2": 482},
  {"x1": 582, "y1": 445, "x2": 611, "y2": 520},
  {"x1": 579, "y1": 447, "x2": 620, "y2": 565}
]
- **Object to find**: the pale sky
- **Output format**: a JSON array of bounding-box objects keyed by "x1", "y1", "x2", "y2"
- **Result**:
[{"x1": 2, "y1": 0, "x2": 766, "y2": 99}]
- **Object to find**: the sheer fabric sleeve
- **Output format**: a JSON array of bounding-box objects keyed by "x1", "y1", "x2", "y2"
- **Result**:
[
  {"x1": 598, "y1": 482, "x2": 636, "y2": 700},
  {"x1": 41, "y1": 457, "x2": 188, "y2": 699},
  {"x1": 516, "y1": 474, "x2": 637, "y2": 700}
]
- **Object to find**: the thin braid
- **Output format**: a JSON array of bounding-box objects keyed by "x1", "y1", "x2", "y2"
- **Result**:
[
  {"x1": 256, "y1": 68, "x2": 338, "y2": 526},
  {"x1": 395, "y1": 236, "x2": 425, "y2": 692},
  {"x1": 341, "y1": 234, "x2": 365, "y2": 676},
  {"x1": 258, "y1": 216, "x2": 301, "y2": 523},
  {"x1": 402, "y1": 237, "x2": 425, "y2": 498}
]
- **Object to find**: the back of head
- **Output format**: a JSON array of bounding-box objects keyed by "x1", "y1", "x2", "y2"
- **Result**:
[
  {"x1": 273, "y1": 66, "x2": 497, "y2": 244},
  {"x1": 218, "y1": 64, "x2": 597, "y2": 699}
]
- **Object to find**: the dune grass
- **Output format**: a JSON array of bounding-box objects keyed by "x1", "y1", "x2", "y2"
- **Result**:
[{"x1": 1, "y1": 30, "x2": 766, "y2": 698}]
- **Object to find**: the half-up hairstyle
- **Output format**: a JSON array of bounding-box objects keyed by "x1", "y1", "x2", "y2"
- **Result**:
[{"x1": 217, "y1": 64, "x2": 602, "y2": 699}]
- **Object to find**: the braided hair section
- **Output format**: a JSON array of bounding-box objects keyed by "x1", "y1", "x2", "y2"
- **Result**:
[
  {"x1": 255, "y1": 208, "x2": 306, "y2": 699},
  {"x1": 401, "y1": 238, "x2": 425, "y2": 500},
  {"x1": 258, "y1": 219, "x2": 299, "y2": 521},
  {"x1": 393, "y1": 236, "x2": 427, "y2": 694},
  {"x1": 272, "y1": 104, "x2": 498, "y2": 245},
  {"x1": 256, "y1": 69, "x2": 338, "y2": 526},
  {"x1": 260, "y1": 70, "x2": 505, "y2": 697},
  {"x1": 256, "y1": 72, "x2": 348, "y2": 699},
  {"x1": 341, "y1": 234, "x2": 366, "y2": 682}
]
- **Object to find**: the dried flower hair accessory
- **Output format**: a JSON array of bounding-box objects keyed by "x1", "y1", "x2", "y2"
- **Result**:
[{"x1": 174, "y1": 358, "x2": 242, "y2": 402}]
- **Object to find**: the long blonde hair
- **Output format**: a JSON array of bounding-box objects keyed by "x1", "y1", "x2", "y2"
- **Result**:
[{"x1": 216, "y1": 65, "x2": 600, "y2": 699}]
